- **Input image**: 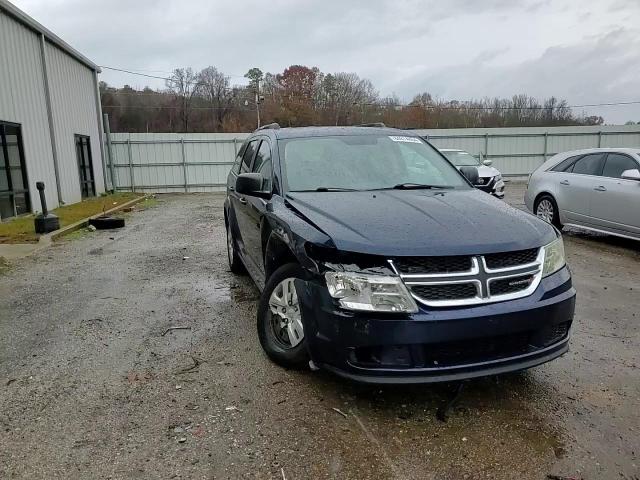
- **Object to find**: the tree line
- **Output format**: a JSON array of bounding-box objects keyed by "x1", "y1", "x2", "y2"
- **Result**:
[{"x1": 99, "y1": 65, "x2": 605, "y2": 133}]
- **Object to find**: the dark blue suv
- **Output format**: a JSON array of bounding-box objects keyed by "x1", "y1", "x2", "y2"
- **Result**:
[{"x1": 224, "y1": 125, "x2": 575, "y2": 384}]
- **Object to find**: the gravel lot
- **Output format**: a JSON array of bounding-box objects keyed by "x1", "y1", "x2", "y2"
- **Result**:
[{"x1": 1, "y1": 186, "x2": 638, "y2": 479}]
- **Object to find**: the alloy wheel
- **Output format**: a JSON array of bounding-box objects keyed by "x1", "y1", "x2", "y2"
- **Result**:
[
  {"x1": 268, "y1": 277, "x2": 304, "y2": 348},
  {"x1": 536, "y1": 199, "x2": 555, "y2": 224}
]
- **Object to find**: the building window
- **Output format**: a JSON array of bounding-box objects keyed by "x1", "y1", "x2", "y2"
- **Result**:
[
  {"x1": 75, "y1": 135, "x2": 95, "y2": 198},
  {"x1": 0, "y1": 122, "x2": 30, "y2": 220}
]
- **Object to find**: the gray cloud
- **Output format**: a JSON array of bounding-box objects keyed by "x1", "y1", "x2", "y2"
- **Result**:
[
  {"x1": 393, "y1": 28, "x2": 640, "y2": 123},
  {"x1": 13, "y1": 0, "x2": 640, "y2": 123}
]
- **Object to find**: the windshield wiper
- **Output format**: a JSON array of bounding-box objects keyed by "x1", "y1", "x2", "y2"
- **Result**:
[
  {"x1": 387, "y1": 183, "x2": 454, "y2": 190},
  {"x1": 293, "y1": 187, "x2": 360, "y2": 192}
]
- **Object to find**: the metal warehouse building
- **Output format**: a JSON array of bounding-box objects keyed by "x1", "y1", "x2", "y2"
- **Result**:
[{"x1": 0, "y1": 0, "x2": 105, "y2": 220}]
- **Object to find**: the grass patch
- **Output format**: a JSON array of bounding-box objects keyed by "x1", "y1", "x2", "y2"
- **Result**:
[
  {"x1": 0, "y1": 193, "x2": 143, "y2": 244},
  {"x1": 60, "y1": 227, "x2": 92, "y2": 241},
  {"x1": 0, "y1": 256, "x2": 10, "y2": 275},
  {"x1": 135, "y1": 196, "x2": 159, "y2": 211}
]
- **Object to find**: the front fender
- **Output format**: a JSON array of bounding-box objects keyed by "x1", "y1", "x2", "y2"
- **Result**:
[{"x1": 262, "y1": 196, "x2": 335, "y2": 275}]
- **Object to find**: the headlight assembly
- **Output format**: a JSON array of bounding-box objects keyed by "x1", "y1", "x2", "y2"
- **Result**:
[
  {"x1": 542, "y1": 236, "x2": 566, "y2": 277},
  {"x1": 325, "y1": 271, "x2": 418, "y2": 313}
]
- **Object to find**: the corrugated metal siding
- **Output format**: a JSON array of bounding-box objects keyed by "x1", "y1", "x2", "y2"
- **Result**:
[
  {"x1": 109, "y1": 133, "x2": 247, "y2": 193},
  {"x1": 45, "y1": 42, "x2": 104, "y2": 203},
  {"x1": 108, "y1": 127, "x2": 640, "y2": 191},
  {"x1": 420, "y1": 125, "x2": 640, "y2": 176},
  {"x1": 0, "y1": 10, "x2": 58, "y2": 210}
]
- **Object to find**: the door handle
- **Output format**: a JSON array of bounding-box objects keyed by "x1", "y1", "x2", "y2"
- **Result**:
[
  {"x1": 560, "y1": 180, "x2": 570, "y2": 186},
  {"x1": 594, "y1": 185, "x2": 607, "y2": 192},
  {"x1": 229, "y1": 186, "x2": 235, "y2": 192},
  {"x1": 239, "y1": 197, "x2": 247, "y2": 205}
]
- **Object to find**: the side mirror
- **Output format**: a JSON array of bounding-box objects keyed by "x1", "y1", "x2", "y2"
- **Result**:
[
  {"x1": 460, "y1": 166, "x2": 479, "y2": 185},
  {"x1": 236, "y1": 173, "x2": 271, "y2": 198},
  {"x1": 621, "y1": 169, "x2": 640, "y2": 181},
  {"x1": 482, "y1": 159, "x2": 493, "y2": 166}
]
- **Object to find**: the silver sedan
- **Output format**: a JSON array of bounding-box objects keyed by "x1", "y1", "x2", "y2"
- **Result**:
[{"x1": 525, "y1": 148, "x2": 640, "y2": 241}]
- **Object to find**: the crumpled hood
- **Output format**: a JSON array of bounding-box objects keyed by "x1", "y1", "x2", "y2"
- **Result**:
[{"x1": 285, "y1": 189, "x2": 556, "y2": 256}]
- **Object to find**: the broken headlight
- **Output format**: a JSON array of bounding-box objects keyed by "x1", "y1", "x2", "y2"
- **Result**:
[
  {"x1": 542, "y1": 236, "x2": 565, "y2": 277},
  {"x1": 324, "y1": 271, "x2": 418, "y2": 313}
]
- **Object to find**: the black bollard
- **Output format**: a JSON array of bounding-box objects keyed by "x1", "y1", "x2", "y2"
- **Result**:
[{"x1": 34, "y1": 182, "x2": 60, "y2": 233}]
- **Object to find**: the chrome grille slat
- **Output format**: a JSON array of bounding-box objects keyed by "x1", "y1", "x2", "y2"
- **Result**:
[{"x1": 390, "y1": 248, "x2": 544, "y2": 307}]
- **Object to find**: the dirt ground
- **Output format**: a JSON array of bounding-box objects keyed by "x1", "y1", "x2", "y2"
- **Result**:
[{"x1": 1, "y1": 184, "x2": 638, "y2": 480}]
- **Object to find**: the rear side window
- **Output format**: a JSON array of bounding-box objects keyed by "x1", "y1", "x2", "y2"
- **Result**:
[
  {"x1": 252, "y1": 140, "x2": 273, "y2": 191},
  {"x1": 551, "y1": 155, "x2": 580, "y2": 172},
  {"x1": 570, "y1": 153, "x2": 605, "y2": 176},
  {"x1": 241, "y1": 140, "x2": 258, "y2": 173},
  {"x1": 602, "y1": 153, "x2": 638, "y2": 179}
]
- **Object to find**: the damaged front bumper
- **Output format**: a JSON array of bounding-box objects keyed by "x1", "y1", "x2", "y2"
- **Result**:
[{"x1": 295, "y1": 267, "x2": 575, "y2": 384}]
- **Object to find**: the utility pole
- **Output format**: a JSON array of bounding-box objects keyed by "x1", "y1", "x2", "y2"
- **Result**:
[{"x1": 255, "y1": 80, "x2": 261, "y2": 129}]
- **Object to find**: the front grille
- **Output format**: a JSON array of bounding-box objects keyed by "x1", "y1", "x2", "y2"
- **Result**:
[
  {"x1": 489, "y1": 274, "x2": 535, "y2": 296},
  {"x1": 394, "y1": 248, "x2": 543, "y2": 307},
  {"x1": 422, "y1": 332, "x2": 531, "y2": 366},
  {"x1": 392, "y1": 256, "x2": 472, "y2": 274},
  {"x1": 349, "y1": 331, "x2": 551, "y2": 369},
  {"x1": 484, "y1": 248, "x2": 539, "y2": 269},
  {"x1": 411, "y1": 283, "x2": 478, "y2": 301}
]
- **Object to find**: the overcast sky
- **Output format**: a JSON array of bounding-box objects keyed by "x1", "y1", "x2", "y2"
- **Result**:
[{"x1": 12, "y1": 0, "x2": 640, "y2": 124}]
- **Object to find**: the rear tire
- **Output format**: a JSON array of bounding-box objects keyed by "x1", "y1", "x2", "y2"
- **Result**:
[
  {"x1": 535, "y1": 194, "x2": 562, "y2": 229},
  {"x1": 257, "y1": 263, "x2": 309, "y2": 369},
  {"x1": 226, "y1": 221, "x2": 246, "y2": 274}
]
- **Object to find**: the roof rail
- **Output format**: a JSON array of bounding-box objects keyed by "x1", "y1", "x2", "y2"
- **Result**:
[
  {"x1": 255, "y1": 122, "x2": 280, "y2": 131},
  {"x1": 355, "y1": 122, "x2": 386, "y2": 128}
]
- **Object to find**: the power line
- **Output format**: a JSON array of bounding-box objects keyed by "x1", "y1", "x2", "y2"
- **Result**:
[
  {"x1": 102, "y1": 104, "x2": 254, "y2": 111},
  {"x1": 100, "y1": 65, "x2": 248, "y2": 87},
  {"x1": 103, "y1": 97, "x2": 640, "y2": 112},
  {"x1": 101, "y1": 65, "x2": 174, "y2": 82}
]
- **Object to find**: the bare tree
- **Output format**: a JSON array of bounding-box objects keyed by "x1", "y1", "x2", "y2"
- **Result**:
[
  {"x1": 197, "y1": 66, "x2": 232, "y2": 130},
  {"x1": 166, "y1": 68, "x2": 201, "y2": 132},
  {"x1": 329, "y1": 72, "x2": 378, "y2": 125}
]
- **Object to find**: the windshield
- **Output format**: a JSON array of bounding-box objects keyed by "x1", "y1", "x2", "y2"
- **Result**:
[
  {"x1": 279, "y1": 135, "x2": 469, "y2": 192},
  {"x1": 442, "y1": 150, "x2": 480, "y2": 167}
]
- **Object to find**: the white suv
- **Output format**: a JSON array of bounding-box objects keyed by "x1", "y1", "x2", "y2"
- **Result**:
[{"x1": 440, "y1": 149, "x2": 505, "y2": 198}]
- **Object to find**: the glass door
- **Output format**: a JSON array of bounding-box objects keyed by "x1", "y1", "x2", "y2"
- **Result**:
[
  {"x1": 75, "y1": 135, "x2": 95, "y2": 198},
  {"x1": 0, "y1": 122, "x2": 30, "y2": 220}
]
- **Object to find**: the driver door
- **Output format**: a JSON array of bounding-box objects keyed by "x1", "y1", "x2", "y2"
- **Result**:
[
  {"x1": 243, "y1": 138, "x2": 274, "y2": 273},
  {"x1": 231, "y1": 139, "x2": 258, "y2": 259}
]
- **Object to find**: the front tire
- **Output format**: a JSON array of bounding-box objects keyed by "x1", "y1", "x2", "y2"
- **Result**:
[
  {"x1": 226, "y1": 221, "x2": 246, "y2": 274},
  {"x1": 257, "y1": 263, "x2": 309, "y2": 369},
  {"x1": 535, "y1": 194, "x2": 562, "y2": 229}
]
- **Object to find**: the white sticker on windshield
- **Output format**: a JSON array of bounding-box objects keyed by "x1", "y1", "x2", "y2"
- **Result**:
[{"x1": 388, "y1": 135, "x2": 422, "y2": 144}]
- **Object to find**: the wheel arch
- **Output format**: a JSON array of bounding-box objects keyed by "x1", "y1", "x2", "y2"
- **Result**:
[
  {"x1": 533, "y1": 191, "x2": 564, "y2": 228},
  {"x1": 533, "y1": 191, "x2": 556, "y2": 210},
  {"x1": 263, "y1": 231, "x2": 299, "y2": 281}
]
